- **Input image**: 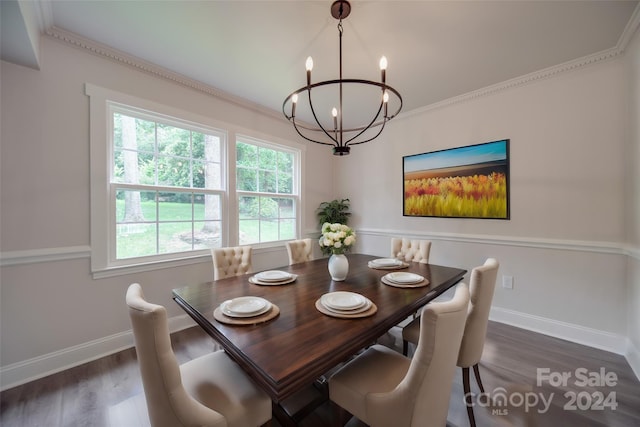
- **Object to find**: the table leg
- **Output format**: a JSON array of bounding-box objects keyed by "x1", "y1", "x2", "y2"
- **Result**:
[{"x1": 272, "y1": 378, "x2": 329, "y2": 426}]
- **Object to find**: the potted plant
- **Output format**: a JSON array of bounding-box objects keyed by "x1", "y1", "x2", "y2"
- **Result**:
[
  {"x1": 317, "y1": 198, "x2": 351, "y2": 228},
  {"x1": 316, "y1": 199, "x2": 351, "y2": 255}
]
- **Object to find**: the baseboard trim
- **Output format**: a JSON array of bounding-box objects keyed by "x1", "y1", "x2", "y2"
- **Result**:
[
  {"x1": 625, "y1": 339, "x2": 640, "y2": 382},
  {"x1": 1, "y1": 306, "x2": 636, "y2": 391},
  {"x1": 490, "y1": 306, "x2": 627, "y2": 355},
  {"x1": 0, "y1": 314, "x2": 196, "y2": 392}
]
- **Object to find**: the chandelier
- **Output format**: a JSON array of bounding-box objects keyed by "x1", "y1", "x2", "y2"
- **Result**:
[{"x1": 282, "y1": 0, "x2": 402, "y2": 156}]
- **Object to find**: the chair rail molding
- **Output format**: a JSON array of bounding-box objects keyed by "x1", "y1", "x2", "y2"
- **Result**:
[
  {"x1": 0, "y1": 245, "x2": 91, "y2": 267},
  {"x1": 356, "y1": 228, "x2": 627, "y2": 256}
]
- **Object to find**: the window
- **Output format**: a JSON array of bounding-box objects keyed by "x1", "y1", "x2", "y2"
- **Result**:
[
  {"x1": 236, "y1": 137, "x2": 299, "y2": 245},
  {"x1": 111, "y1": 107, "x2": 225, "y2": 260},
  {"x1": 87, "y1": 84, "x2": 302, "y2": 277}
]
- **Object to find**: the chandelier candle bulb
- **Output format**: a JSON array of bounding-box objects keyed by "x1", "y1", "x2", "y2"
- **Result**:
[
  {"x1": 380, "y1": 56, "x2": 387, "y2": 82},
  {"x1": 332, "y1": 108, "x2": 338, "y2": 130},
  {"x1": 291, "y1": 94, "x2": 298, "y2": 116},
  {"x1": 306, "y1": 56, "x2": 313, "y2": 86},
  {"x1": 383, "y1": 91, "x2": 389, "y2": 116}
]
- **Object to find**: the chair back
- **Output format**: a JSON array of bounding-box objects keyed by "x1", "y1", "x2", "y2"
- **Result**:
[
  {"x1": 286, "y1": 238, "x2": 313, "y2": 264},
  {"x1": 211, "y1": 246, "x2": 253, "y2": 280},
  {"x1": 391, "y1": 238, "x2": 431, "y2": 264},
  {"x1": 126, "y1": 284, "x2": 225, "y2": 427},
  {"x1": 457, "y1": 258, "x2": 500, "y2": 368},
  {"x1": 365, "y1": 283, "x2": 470, "y2": 427}
]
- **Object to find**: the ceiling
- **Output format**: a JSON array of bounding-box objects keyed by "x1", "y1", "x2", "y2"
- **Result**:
[{"x1": 2, "y1": 1, "x2": 639, "y2": 127}]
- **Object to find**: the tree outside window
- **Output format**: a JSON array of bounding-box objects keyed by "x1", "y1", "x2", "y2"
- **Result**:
[
  {"x1": 112, "y1": 111, "x2": 223, "y2": 259},
  {"x1": 236, "y1": 139, "x2": 297, "y2": 245}
]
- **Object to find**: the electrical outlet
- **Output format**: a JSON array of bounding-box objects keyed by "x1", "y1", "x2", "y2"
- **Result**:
[{"x1": 502, "y1": 275, "x2": 514, "y2": 290}]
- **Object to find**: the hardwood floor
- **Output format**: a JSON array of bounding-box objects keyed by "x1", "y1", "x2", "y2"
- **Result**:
[{"x1": 1, "y1": 321, "x2": 639, "y2": 427}]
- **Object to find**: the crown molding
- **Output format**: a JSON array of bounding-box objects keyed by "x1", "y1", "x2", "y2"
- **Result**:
[
  {"x1": 35, "y1": 0, "x2": 53, "y2": 31},
  {"x1": 42, "y1": 2, "x2": 640, "y2": 125},
  {"x1": 616, "y1": 2, "x2": 640, "y2": 52},
  {"x1": 398, "y1": 3, "x2": 640, "y2": 118},
  {"x1": 400, "y1": 46, "x2": 622, "y2": 119},
  {"x1": 43, "y1": 26, "x2": 284, "y2": 123}
]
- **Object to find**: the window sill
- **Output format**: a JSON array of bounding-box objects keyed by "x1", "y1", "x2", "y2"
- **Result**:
[{"x1": 91, "y1": 243, "x2": 289, "y2": 279}]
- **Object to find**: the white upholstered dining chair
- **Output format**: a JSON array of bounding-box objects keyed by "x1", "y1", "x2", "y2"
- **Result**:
[
  {"x1": 211, "y1": 246, "x2": 253, "y2": 280},
  {"x1": 402, "y1": 258, "x2": 500, "y2": 427},
  {"x1": 285, "y1": 238, "x2": 314, "y2": 265},
  {"x1": 391, "y1": 238, "x2": 431, "y2": 264},
  {"x1": 126, "y1": 283, "x2": 272, "y2": 427},
  {"x1": 328, "y1": 283, "x2": 470, "y2": 427}
]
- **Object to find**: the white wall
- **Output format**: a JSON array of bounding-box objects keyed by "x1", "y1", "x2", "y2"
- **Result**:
[
  {"x1": 2, "y1": 28, "x2": 639, "y2": 389},
  {"x1": 340, "y1": 52, "x2": 631, "y2": 352},
  {"x1": 0, "y1": 36, "x2": 334, "y2": 389},
  {"x1": 625, "y1": 26, "x2": 640, "y2": 378}
]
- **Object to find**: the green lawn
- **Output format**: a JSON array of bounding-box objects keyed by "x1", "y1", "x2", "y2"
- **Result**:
[{"x1": 116, "y1": 200, "x2": 295, "y2": 259}]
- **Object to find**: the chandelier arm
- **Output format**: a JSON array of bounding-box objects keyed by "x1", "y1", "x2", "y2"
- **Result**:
[
  {"x1": 283, "y1": 80, "x2": 402, "y2": 130},
  {"x1": 305, "y1": 87, "x2": 340, "y2": 145},
  {"x1": 289, "y1": 116, "x2": 335, "y2": 146},
  {"x1": 343, "y1": 98, "x2": 385, "y2": 146},
  {"x1": 348, "y1": 116, "x2": 388, "y2": 145}
]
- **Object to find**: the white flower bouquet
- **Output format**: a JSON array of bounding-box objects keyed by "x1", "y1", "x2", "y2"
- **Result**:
[{"x1": 319, "y1": 222, "x2": 356, "y2": 255}]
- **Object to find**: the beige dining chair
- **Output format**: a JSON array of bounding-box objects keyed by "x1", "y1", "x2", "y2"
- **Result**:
[
  {"x1": 328, "y1": 283, "x2": 470, "y2": 427},
  {"x1": 126, "y1": 283, "x2": 272, "y2": 427},
  {"x1": 402, "y1": 258, "x2": 499, "y2": 427},
  {"x1": 391, "y1": 238, "x2": 431, "y2": 264},
  {"x1": 211, "y1": 246, "x2": 253, "y2": 280},
  {"x1": 286, "y1": 238, "x2": 314, "y2": 265}
]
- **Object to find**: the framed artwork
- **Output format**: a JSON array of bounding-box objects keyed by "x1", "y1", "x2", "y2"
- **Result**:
[{"x1": 403, "y1": 139, "x2": 510, "y2": 219}]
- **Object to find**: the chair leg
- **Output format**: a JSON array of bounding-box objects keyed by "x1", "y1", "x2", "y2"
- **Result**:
[
  {"x1": 330, "y1": 401, "x2": 352, "y2": 427},
  {"x1": 402, "y1": 339, "x2": 409, "y2": 356},
  {"x1": 472, "y1": 363, "x2": 485, "y2": 393},
  {"x1": 462, "y1": 367, "x2": 477, "y2": 427}
]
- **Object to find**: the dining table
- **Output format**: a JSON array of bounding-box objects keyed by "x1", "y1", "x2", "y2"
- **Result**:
[{"x1": 172, "y1": 253, "x2": 466, "y2": 426}]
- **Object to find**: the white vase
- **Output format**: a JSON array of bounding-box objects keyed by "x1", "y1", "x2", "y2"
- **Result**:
[{"x1": 328, "y1": 254, "x2": 349, "y2": 281}]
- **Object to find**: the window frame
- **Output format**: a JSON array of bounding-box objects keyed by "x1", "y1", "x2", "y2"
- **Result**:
[
  {"x1": 108, "y1": 104, "x2": 227, "y2": 264},
  {"x1": 235, "y1": 134, "x2": 301, "y2": 248},
  {"x1": 86, "y1": 84, "x2": 303, "y2": 278}
]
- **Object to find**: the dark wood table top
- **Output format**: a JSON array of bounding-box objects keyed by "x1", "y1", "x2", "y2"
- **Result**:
[{"x1": 172, "y1": 253, "x2": 466, "y2": 402}]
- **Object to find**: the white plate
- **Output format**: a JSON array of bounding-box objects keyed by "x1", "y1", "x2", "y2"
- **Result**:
[
  {"x1": 322, "y1": 298, "x2": 372, "y2": 314},
  {"x1": 249, "y1": 274, "x2": 297, "y2": 286},
  {"x1": 321, "y1": 292, "x2": 367, "y2": 310},
  {"x1": 370, "y1": 258, "x2": 402, "y2": 267},
  {"x1": 255, "y1": 270, "x2": 292, "y2": 282},
  {"x1": 385, "y1": 272, "x2": 424, "y2": 284},
  {"x1": 221, "y1": 296, "x2": 271, "y2": 317},
  {"x1": 381, "y1": 275, "x2": 428, "y2": 288}
]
